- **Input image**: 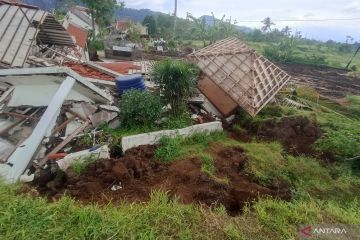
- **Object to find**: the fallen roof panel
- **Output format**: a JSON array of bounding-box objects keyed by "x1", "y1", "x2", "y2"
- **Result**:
[{"x1": 0, "y1": 67, "x2": 113, "y2": 104}]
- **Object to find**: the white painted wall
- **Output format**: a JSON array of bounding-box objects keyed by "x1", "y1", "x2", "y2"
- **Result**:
[{"x1": 122, "y1": 122, "x2": 223, "y2": 152}]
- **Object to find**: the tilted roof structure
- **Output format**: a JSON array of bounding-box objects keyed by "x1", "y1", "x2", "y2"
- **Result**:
[
  {"x1": 0, "y1": 2, "x2": 74, "y2": 68},
  {"x1": 188, "y1": 37, "x2": 291, "y2": 116}
]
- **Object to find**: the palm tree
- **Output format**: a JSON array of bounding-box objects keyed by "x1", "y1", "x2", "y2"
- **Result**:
[{"x1": 261, "y1": 17, "x2": 275, "y2": 32}]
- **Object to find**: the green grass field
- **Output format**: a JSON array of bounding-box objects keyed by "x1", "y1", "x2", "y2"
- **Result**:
[{"x1": 187, "y1": 39, "x2": 360, "y2": 70}]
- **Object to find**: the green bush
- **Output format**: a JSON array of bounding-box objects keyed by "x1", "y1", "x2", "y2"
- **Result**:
[
  {"x1": 119, "y1": 90, "x2": 162, "y2": 127},
  {"x1": 88, "y1": 40, "x2": 104, "y2": 51}
]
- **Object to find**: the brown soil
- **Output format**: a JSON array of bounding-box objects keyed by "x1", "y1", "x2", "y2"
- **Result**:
[
  {"x1": 231, "y1": 115, "x2": 322, "y2": 156},
  {"x1": 34, "y1": 145, "x2": 289, "y2": 216},
  {"x1": 256, "y1": 116, "x2": 322, "y2": 155},
  {"x1": 279, "y1": 62, "x2": 360, "y2": 98}
]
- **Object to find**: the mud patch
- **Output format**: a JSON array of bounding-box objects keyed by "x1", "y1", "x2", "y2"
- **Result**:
[
  {"x1": 279, "y1": 63, "x2": 360, "y2": 98},
  {"x1": 34, "y1": 145, "x2": 289, "y2": 216},
  {"x1": 233, "y1": 115, "x2": 322, "y2": 155},
  {"x1": 255, "y1": 116, "x2": 322, "y2": 155}
]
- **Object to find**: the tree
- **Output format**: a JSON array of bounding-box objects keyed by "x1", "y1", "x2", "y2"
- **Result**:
[
  {"x1": 346, "y1": 35, "x2": 354, "y2": 44},
  {"x1": 81, "y1": 0, "x2": 124, "y2": 40},
  {"x1": 151, "y1": 59, "x2": 197, "y2": 116},
  {"x1": 143, "y1": 15, "x2": 157, "y2": 36},
  {"x1": 261, "y1": 17, "x2": 275, "y2": 32},
  {"x1": 281, "y1": 26, "x2": 292, "y2": 37},
  {"x1": 187, "y1": 13, "x2": 208, "y2": 47},
  {"x1": 157, "y1": 14, "x2": 174, "y2": 39}
]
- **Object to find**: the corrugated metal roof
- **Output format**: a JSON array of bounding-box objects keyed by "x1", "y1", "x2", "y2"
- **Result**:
[{"x1": 0, "y1": 3, "x2": 74, "y2": 68}]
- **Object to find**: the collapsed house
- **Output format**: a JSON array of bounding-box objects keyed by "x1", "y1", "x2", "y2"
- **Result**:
[
  {"x1": 188, "y1": 37, "x2": 291, "y2": 117},
  {"x1": 62, "y1": 5, "x2": 99, "y2": 36},
  {"x1": 0, "y1": 1, "x2": 77, "y2": 68},
  {"x1": 0, "y1": 67, "x2": 118, "y2": 183}
]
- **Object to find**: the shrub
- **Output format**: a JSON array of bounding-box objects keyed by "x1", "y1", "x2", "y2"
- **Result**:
[
  {"x1": 151, "y1": 59, "x2": 197, "y2": 116},
  {"x1": 119, "y1": 90, "x2": 162, "y2": 127}
]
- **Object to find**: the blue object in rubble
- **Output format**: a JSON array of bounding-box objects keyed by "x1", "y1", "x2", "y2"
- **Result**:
[{"x1": 115, "y1": 74, "x2": 146, "y2": 94}]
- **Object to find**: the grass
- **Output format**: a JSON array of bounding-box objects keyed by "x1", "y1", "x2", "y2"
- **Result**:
[
  {"x1": 1, "y1": 181, "x2": 359, "y2": 239},
  {"x1": 154, "y1": 137, "x2": 182, "y2": 162},
  {"x1": 314, "y1": 96, "x2": 360, "y2": 160},
  {"x1": 225, "y1": 139, "x2": 360, "y2": 203},
  {"x1": 155, "y1": 132, "x2": 227, "y2": 162},
  {"x1": 200, "y1": 154, "x2": 215, "y2": 175},
  {"x1": 240, "y1": 142, "x2": 287, "y2": 185},
  {"x1": 247, "y1": 41, "x2": 360, "y2": 69}
]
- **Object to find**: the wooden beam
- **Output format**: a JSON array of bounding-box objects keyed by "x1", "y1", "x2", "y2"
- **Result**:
[{"x1": 38, "y1": 121, "x2": 90, "y2": 166}]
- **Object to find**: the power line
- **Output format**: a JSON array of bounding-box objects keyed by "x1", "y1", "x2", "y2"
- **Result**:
[{"x1": 236, "y1": 18, "x2": 360, "y2": 23}]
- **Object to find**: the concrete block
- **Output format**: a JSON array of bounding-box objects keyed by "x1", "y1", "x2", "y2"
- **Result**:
[{"x1": 121, "y1": 121, "x2": 223, "y2": 152}]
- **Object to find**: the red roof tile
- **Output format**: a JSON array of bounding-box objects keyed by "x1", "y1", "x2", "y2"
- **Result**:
[
  {"x1": 97, "y1": 62, "x2": 140, "y2": 75},
  {"x1": 67, "y1": 23, "x2": 88, "y2": 48},
  {"x1": 116, "y1": 20, "x2": 127, "y2": 31},
  {"x1": 65, "y1": 62, "x2": 115, "y2": 81}
]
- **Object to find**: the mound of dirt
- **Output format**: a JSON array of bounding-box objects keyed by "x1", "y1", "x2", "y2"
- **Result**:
[
  {"x1": 256, "y1": 116, "x2": 322, "y2": 155},
  {"x1": 34, "y1": 145, "x2": 289, "y2": 216}
]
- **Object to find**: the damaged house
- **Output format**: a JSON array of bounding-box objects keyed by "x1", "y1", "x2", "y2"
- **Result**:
[
  {"x1": 0, "y1": 0, "x2": 76, "y2": 68},
  {"x1": 188, "y1": 37, "x2": 291, "y2": 117},
  {"x1": 0, "y1": 67, "x2": 118, "y2": 183}
]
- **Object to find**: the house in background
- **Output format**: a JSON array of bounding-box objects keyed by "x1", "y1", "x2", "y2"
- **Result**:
[
  {"x1": 63, "y1": 6, "x2": 99, "y2": 36},
  {"x1": 116, "y1": 19, "x2": 148, "y2": 37},
  {"x1": 66, "y1": 23, "x2": 89, "y2": 61}
]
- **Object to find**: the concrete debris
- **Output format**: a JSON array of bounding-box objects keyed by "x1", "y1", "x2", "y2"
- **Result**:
[
  {"x1": 57, "y1": 145, "x2": 110, "y2": 171},
  {"x1": 122, "y1": 121, "x2": 223, "y2": 152},
  {"x1": 0, "y1": 67, "x2": 118, "y2": 183},
  {"x1": 111, "y1": 182, "x2": 123, "y2": 191}
]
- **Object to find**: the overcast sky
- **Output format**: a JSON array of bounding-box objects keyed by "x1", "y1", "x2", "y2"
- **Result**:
[{"x1": 124, "y1": 0, "x2": 360, "y2": 42}]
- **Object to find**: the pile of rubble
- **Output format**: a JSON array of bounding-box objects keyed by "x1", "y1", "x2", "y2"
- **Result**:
[
  {"x1": 0, "y1": 67, "x2": 118, "y2": 182},
  {"x1": 0, "y1": 1, "x2": 159, "y2": 183}
]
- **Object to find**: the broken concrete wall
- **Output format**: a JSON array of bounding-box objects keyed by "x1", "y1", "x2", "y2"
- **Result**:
[{"x1": 122, "y1": 121, "x2": 223, "y2": 152}]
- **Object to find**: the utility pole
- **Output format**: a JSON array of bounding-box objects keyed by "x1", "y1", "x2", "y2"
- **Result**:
[{"x1": 173, "y1": 0, "x2": 177, "y2": 39}]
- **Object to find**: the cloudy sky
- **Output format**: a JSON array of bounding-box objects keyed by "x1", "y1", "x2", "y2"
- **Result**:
[{"x1": 124, "y1": 0, "x2": 360, "y2": 42}]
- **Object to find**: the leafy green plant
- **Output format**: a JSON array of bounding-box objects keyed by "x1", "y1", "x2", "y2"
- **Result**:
[
  {"x1": 151, "y1": 59, "x2": 197, "y2": 116},
  {"x1": 119, "y1": 90, "x2": 163, "y2": 127},
  {"x1": 88, "y1": 39, "x2": 104, "y2": 51},
  {"x1": 71, "y1": 155, "x2": 97, "y2": 175}
]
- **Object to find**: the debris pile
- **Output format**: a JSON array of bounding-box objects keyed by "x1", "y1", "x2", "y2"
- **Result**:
[
  {"x1": 0, "y1": 1, "x2": 76, "y2": 69},
  {"x1": 0, "y1": 67, "x2": 117, "y2": 182}
]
